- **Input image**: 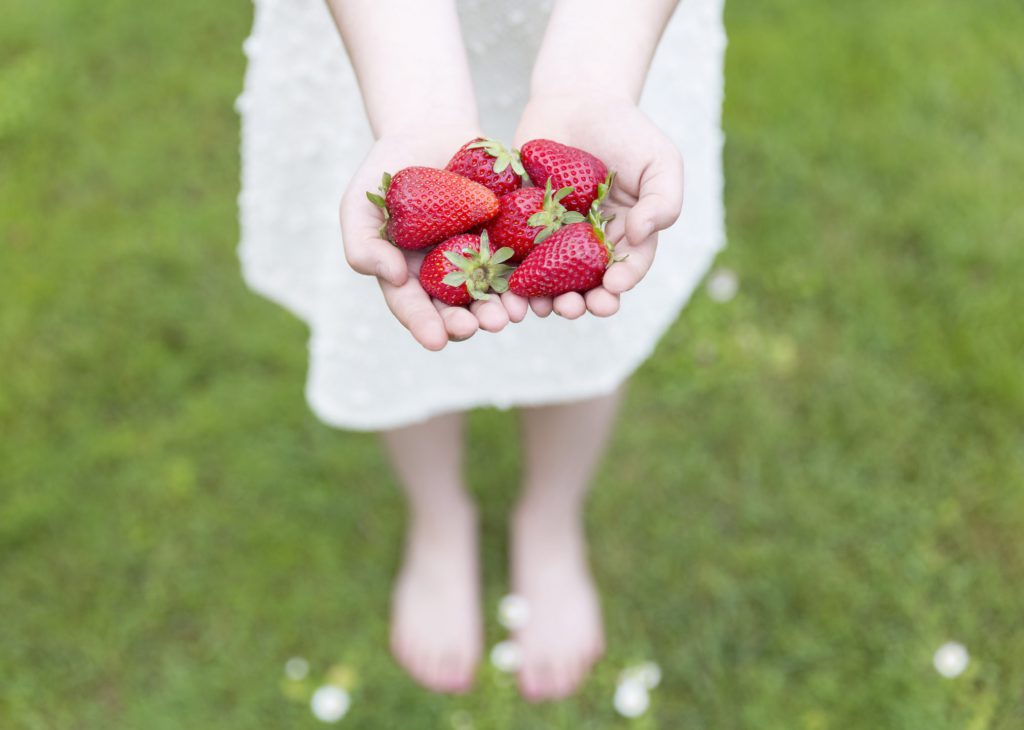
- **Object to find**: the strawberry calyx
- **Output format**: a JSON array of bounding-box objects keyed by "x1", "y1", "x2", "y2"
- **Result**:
[
  {"x1": 365, "y1": 171, "x2": 393, "y2": 241},
  {"x1": 595, "y1": 170, "x2": 615, "y2": 208},
  {"x1": 440, "y1": 231, "x2": 515, "y2": 301},
  {"x1": 586, "y1": 190, "x2": 624, "y2": 267},
  {"x1": 526, "y1": 179, "x2": 587, "y2": 243},
  {"x1": 467, "y1": 137, "x2": 527, "y2": 181}
]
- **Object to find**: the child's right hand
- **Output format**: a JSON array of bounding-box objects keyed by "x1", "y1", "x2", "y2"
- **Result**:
[{"x1": 339, "y1": 126, "x2": 529, "y2": 351}]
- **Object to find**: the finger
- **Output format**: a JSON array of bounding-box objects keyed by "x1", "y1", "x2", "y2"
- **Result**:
[
  {"x1": 625, "y1": 146, "x2": 684, "y2": 246},
  {"x1": 470, "y1": 297, "x2": 510, "y2": 333},
  {"x1": 603, "y1": 232, "x2": 658, "y2": 294},
  {"x1": 501, "y1": 292, "x2": 529, "y2": 323},
  {"x1": 379, "y1": 278, "x2": 448, "y2": 351},
  {"x1": 530, "y1": 297, "x2": 554, "y2": 318},
  {"x1": 340, "y1": 194, "x2": 409, "y2": 286},
  {"x1": 434, "y1": 300, "x2": 479, "y2": 342},
  {"x1": 585, "y1": 287, "x2": 620, "y2": 317},
  {"x1": 552, "y1": 292, "x2": 586, "y2": 319},
  {"x1": 604, "y1": 212, "x2": 627, "y2": 247}
]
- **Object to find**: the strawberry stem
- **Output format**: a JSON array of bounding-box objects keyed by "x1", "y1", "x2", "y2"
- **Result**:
[{"x1": 366, "y1": 172, "x2": 393, "y2": 242}]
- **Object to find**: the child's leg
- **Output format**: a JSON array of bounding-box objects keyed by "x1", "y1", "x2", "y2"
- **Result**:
[
  {"x1": 382, "y1": 411, "x2": 481, "y2": 694},
  {"x1": 511, "y1": 388, "x2": 624, "y2": 701}
]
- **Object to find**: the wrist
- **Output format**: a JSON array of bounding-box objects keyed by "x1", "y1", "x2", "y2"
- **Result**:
[
  {"x1": 373, "y1": 101, "x2": 480, "y2": 140},
  {"x1": 524, "y1": 91, "x2": 636, "y2": 113},
  {"x1": 376, "y1": 110, "x2": 483, "y2": 140},
  {"x1": 376, "y1": 117, "x2": 481, "y2": 141},
  {"x1": 529, "y1": 78, "x2": 640, "y2": 107}
]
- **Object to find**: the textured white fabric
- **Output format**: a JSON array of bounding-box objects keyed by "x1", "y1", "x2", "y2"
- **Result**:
[{"x1": 238, "y1": 0, "x2": 727, "y2": 431}]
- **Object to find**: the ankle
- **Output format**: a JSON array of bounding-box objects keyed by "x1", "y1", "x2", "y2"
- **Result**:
[
  {"x1": 514, "y1": 488, "x2": 583, "y2": 524},
  {"x1": 409, "y1": 490, "x2": 477, "y2": 528}
]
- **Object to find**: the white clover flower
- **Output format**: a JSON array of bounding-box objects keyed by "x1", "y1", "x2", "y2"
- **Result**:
[
  {"x1": 284, "y1": 657, "x2": 309, "y2": 681},
  {"x1": 707, "y1": 267, "x2": 739, "y2": 302},
  {"x1": 613, "y1": 679, "x2": 650, "y2": 718},
  {"x1": 489, "y1": 640, "x2": 522, "y2": 673},
  {"x1": 933, "y1": 642, "x2": 969, "y2": 678},
  {"x1": 497, "y1": 594, "x2": 531, "y2": 630},
  {"x1": 634, "y1": 661, "x2": 662, "y2": 690},
  {"x1": 310, "y1": 685, "x2": 350, "y2": 723}
]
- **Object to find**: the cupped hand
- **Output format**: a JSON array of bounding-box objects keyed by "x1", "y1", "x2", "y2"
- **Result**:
[
  {"x1": 339, "y1": 125, "x2": 528, "y2": 351},
  {"x1": 513, "y1": 96, "x2": 684, "y2": 319}
]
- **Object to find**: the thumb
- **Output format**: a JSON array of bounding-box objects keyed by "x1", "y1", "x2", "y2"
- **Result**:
[
  {"x1": 340, "y1": 193, "x2": 409, "y2": 286},
  {"x1": 625, "y1": 145, "x2": 684, "y2": 246}
]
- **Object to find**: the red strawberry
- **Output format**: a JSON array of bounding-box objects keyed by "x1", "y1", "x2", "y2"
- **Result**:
[
  {"x1": 367, "y1": 167, "x2": 499, "y2": 250},
  {"x1": 485, "y1": 179, "x2": 586, "y2": 263},
  {"x1": 520, "y1": 139, "x2": 611, "y2": 214},
  {"x1": 419, "y1": 231, "x2": 515, "y2": 306},
  {"x1": 445, "y1": 137, "x2": 526, "y2": 197},
  {"x1": 508, "y1": 204, "x2": 619, "y2": 297}
]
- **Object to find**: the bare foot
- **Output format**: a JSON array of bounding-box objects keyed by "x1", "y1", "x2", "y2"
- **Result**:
[
  {"x1": 510, "y1": 500, "x2": 605, "y2": 702},
  {"x1": 390, "y1": 498, "x2": 482, "y2": 693}
]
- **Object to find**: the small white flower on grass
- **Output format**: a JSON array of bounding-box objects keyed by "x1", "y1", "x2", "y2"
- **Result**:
[
  {"x1": 633, "y1": 661, "x2": 662, "y2": 690},
  {"x1": 619, "y1": 663, "x2": 661, "y2": 689},
  {"x1": 489, "y1": 640, "x2": 522, "y2": 673},
  {"x1": 707, "y1": 267, "x2": 739, "y2": 302},
  {"x1": 310, "y1": 685, "x2": 350, "y2": 723},
  {"x1": 497, "y1": 594, "x2": 531, "y2": 630},
  {"x1": 284, "y1": 657, "x2": 309, "y2": 681},
  {"x1": 613, "y1": 678, "x2": 650, "y2": 718},
  {"x1": 933, "y1": 642, "x2": 969, "y2": 678}
]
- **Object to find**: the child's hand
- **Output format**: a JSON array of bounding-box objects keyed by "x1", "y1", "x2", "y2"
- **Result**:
[
  {"x1": 514, "y1": 95, "x2": 684, "y2": 319},
  {"x1": 339, "y1": 126, "x2": 528, "y2": 350}
]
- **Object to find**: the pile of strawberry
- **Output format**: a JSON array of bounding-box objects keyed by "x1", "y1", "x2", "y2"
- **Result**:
[{"x1": 366, "y1": 138, "x2": 617, "y2": 306}]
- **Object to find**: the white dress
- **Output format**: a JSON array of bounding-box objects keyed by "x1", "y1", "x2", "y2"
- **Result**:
[{"x1": 238, "y1": 0, "x2": 727, "y2": 431}]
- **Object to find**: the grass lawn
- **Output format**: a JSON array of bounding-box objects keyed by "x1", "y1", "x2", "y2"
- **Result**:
[{"x1": 1, "y1": 0, "x2": 1023, "y2": 727}]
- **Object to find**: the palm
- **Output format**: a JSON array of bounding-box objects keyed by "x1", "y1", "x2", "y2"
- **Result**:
[
  {"x1": 514, "y1": 97, "x2": 684, "y2": 318},
  {"x1": 340, "y1": 127, "x2": 526, "y2": 349}
]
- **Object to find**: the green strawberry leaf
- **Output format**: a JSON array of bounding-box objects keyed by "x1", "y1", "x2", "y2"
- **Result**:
[
  {"x1": 442, "y1": 250, "x2": 474, "y2": 271},
  {"x1": 490, "y1": 247, "x2": 515, "y2": 264},
  {"x1": 443, "y1": 271, "x2": 468, "y2": 286},
  {"x1": 365, "y1": 192, "x2": 386, "y2": 208},
  {"x1": 534, "y1": 226, "x2": 555, "y2": 243}
]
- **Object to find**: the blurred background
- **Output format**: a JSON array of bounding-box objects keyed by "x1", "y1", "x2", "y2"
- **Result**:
[{"x1": 2, "y1": 0, "x2": 1023, "y2": 727}]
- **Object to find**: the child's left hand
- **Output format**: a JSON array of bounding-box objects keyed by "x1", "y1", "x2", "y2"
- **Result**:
[{"x1": 514, "y1": 95, "x2": 684, "y2": 319}]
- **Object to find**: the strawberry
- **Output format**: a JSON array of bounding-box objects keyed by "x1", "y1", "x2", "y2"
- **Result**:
[
  {"x1": 366, "y1": 167, "x2": 499, "y2": 250},
  {"x1": 445, "y1": 137, "x2": 526, "y2": 197},
  {"x1": 508, "y1": 202, "x2": 620, "y2": 298},
  {"x1": 485, "y1": 179, "x2": 586, "y2": 263},
  {"x1": 419, "y1": 231, "x2": 514, "y2": 306},
  {"x1": 520, "y1": 139, "x2": 611, "y2": 214}
]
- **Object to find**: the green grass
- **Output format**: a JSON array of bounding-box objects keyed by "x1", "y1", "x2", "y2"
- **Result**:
[{"x1": 2, "y1": 0, "x2": 1023, "y2": 727}]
